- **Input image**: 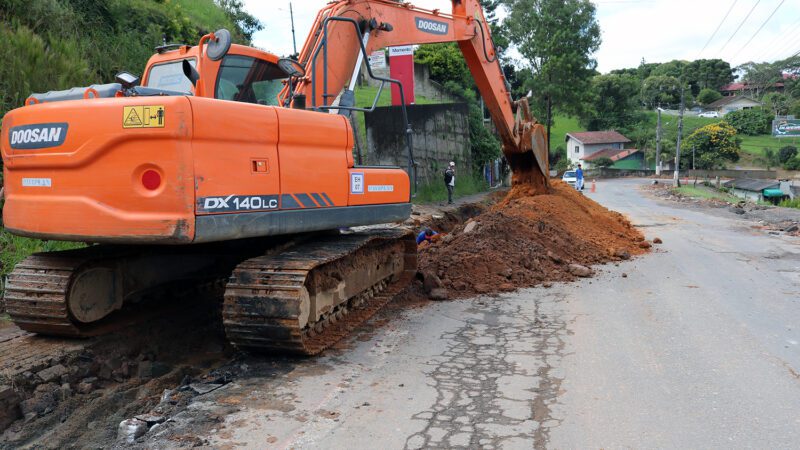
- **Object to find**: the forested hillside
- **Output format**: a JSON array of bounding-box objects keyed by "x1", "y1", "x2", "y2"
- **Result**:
[{"x1": 0, "y1": 0, "x2": 261, "y2": 117}]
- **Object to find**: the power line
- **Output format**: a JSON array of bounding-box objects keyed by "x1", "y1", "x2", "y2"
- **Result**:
[
  {"x1": 755, "y1": 17, "x2": 800, "y2": 61},
  {"x1": 698, "y1": 0, "x2": 739, "y2": 58},
  {"x1": 733, "y1": 0, "x2": 786, "y2": 59},
  {"x1": 718, "y1": 0, "x2": 762, "y2": 54}
]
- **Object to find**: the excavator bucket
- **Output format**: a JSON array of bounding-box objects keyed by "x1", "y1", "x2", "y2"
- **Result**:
[{"x1": 506, "y1": 99, "x2": 549, "y2": 192}]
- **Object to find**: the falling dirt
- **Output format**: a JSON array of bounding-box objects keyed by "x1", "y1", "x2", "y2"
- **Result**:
[{"x1": 418, "y1": 180, "x2": 648, "y2": 298}]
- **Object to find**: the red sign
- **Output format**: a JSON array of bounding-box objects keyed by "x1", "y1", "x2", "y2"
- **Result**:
[{"x1": 389, "y1": 46, "x2": 415, "y2": 106}]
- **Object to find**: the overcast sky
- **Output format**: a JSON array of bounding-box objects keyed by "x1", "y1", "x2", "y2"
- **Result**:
[{"x1": 242, "y1": 0, "x2": 800, "y2": 74}]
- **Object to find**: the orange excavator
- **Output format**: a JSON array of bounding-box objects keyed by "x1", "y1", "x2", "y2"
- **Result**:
[{"x1": 0, "y1": 0, "x2": 548, "y2": 354}]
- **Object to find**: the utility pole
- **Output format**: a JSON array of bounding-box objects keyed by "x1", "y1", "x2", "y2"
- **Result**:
[
  {"x1": 692, "y1": 144, "x2": 695, "y2": 171},
  {"x1": 655, "y1": 108, "x2": 662, "y2": 175},
  {"x1": 673, "y1": 82, "x2": 685, "y2": 187},
  {"x1": 289, "y1": 2, "x2": 297, "y2": 57}
]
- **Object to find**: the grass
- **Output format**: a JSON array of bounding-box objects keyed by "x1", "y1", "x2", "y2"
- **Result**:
[
  {"x1": 0, "y1": 227, "x2": 84, "y2": 294},
  {"x1": 673, "y1": 185, "x2": 738, "y2": 203},
  {"x1": 412, "y1": 172, "x2": 489, "y2": 204},
  {"x1": 738, "y1": 134, "x2": 799, "y2": 157},
  {"x1": 549, "y1": 115, "x2": 585, "y2": 152},
  {"x1": 174, "y1": 0, "x2": 236, "y2": 32},
  {"x1": 778, "y1": 198, "x2": 800, "y2": 209}
]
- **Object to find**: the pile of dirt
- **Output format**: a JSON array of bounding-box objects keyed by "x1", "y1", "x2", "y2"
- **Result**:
[{"x1": 418, "y1": 181, "x2": 649, "y2": 298}]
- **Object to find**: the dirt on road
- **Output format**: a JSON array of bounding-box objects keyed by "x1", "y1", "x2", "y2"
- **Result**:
[{"x1": 418, "y1": 181, "x2": 648, "y2": 298}]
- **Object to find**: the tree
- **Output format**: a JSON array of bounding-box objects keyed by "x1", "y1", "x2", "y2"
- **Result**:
[
  {"x1": 684, "y1": 59, "x2": 734, "y2": 94},
  {"x1": 640, "y1": 75, "x2": 681, "y2": 108},
  {"x1": 579, "y1": 73, "x2": 642, "y2": 131},
  {"x1": 697, "y1": 88, "x2": 722, "y2": 105},
  {"x1": 758, "y1": 148, "x2": 781, "y2": 170},
  {"x1": 682, "y1": 122, "x2": 740, "y2": 169},
  {"x1": 763, "y1": 92, "x2": 791, "y2": 116},
  {"x1": 503, "y1": 0, "x2": 601, "y2": 151},
  {"x1": 723, "y1": 109, "x2": 772, "y2": 135},
  {"x1": 215, "y1": 0, "x2": 263, "y2": 43},
  {"x1": 414, "y1": 43, "x2": 501, "y2": 170},
  {"x1": 592, "y1": 157, "x2": 614, "y2": 168},
  {"x1": 736, "y1": 61, "x2": 782, "y2": 98},
  {"x1": 779, "y1": 145, "x2": 797, "y2": 164}
]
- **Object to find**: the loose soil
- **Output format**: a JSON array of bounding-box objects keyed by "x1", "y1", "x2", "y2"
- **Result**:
[{"x1": 418, "y1": 181, "x2": 648, "y2": 298}]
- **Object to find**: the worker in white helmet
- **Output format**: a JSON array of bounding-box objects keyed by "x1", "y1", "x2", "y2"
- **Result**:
[{"x1": 444, "y1": 161, "x2": 456, "y2": 205}]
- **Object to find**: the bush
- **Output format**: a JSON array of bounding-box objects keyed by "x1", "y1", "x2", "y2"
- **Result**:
[
  {"x1": 682, "y1": 122, "x2": 740, "y2": 169},
  {"x1": 592, "y1": 157, "x2": 614, "y2": 168},
  {"x1": 784, "y1": 158, "x2": 800, "y2": 171},
  {"x1": 779, "y1": 145, "x2": 798, "y2": 164},
  {"x1": 723, "y1": 108, "x2": 773, "y2": 136},
  {"x1": 697, "y1": 88, "x2": 722, "y2": 105}
]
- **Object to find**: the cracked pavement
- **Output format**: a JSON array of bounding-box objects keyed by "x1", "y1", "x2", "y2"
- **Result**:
[{"x1": 140, "y1": 178, "x2": 800, "y2": 449}]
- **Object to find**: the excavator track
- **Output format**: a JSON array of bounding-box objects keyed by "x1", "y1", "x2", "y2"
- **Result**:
[
  {"x1": 5, "y1": 254, "x2": 88, "y2": 336},
  {"x1": 4, "y1": 246, "x2": 233, "y2": 337},
  {"x1": 223, "y1": 229, "x2": 416, "y2": 355}
]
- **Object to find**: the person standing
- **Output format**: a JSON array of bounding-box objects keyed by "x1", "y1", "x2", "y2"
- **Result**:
[
  {"x1": 444, "y1": 161, "x2": 456, "y2": 204},
  {"x1": 575, "y1": 163, "x2": 584, "y2": 191}
]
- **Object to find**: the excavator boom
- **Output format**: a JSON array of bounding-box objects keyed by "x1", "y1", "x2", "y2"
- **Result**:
[{"x1": 281, "y1": 0, "x2": 549, "y2": 189}]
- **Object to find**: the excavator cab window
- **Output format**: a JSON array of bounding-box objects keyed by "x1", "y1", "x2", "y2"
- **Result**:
[
  {"x1": 215, "y1": 55, "x2": 287, "y2": 106},
  {"x1": 146, "y1": 59, "x2": 197, "y2": 94}
]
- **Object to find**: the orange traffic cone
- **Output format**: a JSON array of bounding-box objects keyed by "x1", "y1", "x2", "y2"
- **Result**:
[{"x1": 591, "y1": 179, "x2": 596, "y2": 193}]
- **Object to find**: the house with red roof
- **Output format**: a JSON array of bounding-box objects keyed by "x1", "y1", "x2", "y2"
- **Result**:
[
  {"x1": 565, "y1": 130, "x2": 644, "y2": 169},
  {"x1": 720, "y1": 73, "x2": 796, "y2": 97}
]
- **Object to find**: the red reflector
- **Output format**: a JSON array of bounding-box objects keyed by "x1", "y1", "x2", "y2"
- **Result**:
[{"x1": 142, "y1": 170, "x2": 161, "y2": 190}]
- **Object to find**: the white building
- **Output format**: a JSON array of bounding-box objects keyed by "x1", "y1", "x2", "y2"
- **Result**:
[
  {"x1": 706, "y1": 95, "x2": 762, "y2": 116},
  {"x1": 564, "y1": 131, "x2": 631, "y2": 166}
]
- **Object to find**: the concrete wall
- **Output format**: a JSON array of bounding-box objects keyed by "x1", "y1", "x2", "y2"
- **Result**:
[{"x1": 365, "y1": 103, "x2": 471, "y2": 183}]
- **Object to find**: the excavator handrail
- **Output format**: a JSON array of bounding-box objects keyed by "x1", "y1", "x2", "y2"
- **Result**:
[{"x1": 310, "y1": 15, "x2": 417, "y2": 199}]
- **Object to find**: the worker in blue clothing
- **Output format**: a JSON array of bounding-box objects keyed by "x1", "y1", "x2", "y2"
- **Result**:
[
  {"x1": 416, "y1": 228, "x2": 438, "y2": 245},
  {"x1": 575, "y1": 163, "x2": 584, "y2": 191}
]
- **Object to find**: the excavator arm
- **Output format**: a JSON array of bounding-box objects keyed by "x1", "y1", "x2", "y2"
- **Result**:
[{"x1": 279, "y1": 0, "x2": 549, "y2": 189}]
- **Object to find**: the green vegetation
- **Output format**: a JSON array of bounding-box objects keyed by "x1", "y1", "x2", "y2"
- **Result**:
[
  {"x1": 738, "y1": 134, "x2": 796, "y2": 157},
  {"x1": 0, "y1": 0, "x2": 260, "y2": 117},
  {"x1": 549, "y1": 115, "x2": 584, "y2": 150},
  {"x1": 674, "y1": 186, "x2": 737, "y2": 203},
  {"x1": 778, "y1": 198, "x2": 800, "y2": 209},
  {"x1": 412, "y1": 172, "x2": 489, "y2": 204},
  {"x1": 682, "y1": 122, "x2": 740, "y2": 169}
]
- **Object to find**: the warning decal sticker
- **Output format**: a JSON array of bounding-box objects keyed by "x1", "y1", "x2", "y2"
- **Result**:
[{"x1": 123, "y1": 106, "x2": 165, "y2": 128}]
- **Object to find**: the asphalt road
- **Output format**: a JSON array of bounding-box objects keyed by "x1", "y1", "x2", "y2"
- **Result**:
[{"x1": 164, "y1": 179, "x2": 800, "y2": 449}]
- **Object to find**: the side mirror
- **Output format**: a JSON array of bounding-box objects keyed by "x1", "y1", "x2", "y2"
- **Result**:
[
  {"x1": 183, "y1": 59, "x2": 200, "y2": 86},
  {"x1": 115, "y1": 72, "x2": 140, "y2": 89},
  {"x1": 206, "y1": 29, "x2": 232, "y2": 61},
  {"x1": 278, "y1": 58, "x2": 305, "y2": 78}
]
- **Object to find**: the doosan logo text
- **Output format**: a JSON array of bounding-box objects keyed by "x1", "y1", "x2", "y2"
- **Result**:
[
  {"x1": 8, "y1": 123, "x2": 68, "y2": 150},
  {"x1": 416, "y1": 17, "x2": 448, "y2": 35}
]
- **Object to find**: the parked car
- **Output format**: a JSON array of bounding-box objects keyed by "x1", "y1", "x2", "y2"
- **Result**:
[
  {"x1": 698, "y1": 111, "x2": 719, "y2": 118},
  {"x1": 562, "y1": 170, "x2": 577, "y2": 187}
]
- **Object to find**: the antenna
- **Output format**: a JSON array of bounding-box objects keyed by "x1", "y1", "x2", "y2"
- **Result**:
[{"x1": 290, "y1": 2, "x2": 297, "y2": 57}]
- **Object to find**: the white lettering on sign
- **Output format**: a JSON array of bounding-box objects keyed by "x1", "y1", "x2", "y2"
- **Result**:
[
  {"x1": 22, "y1": 178, "x2": 52, "y2": 187},
  {"x1": 389, "y1": 46, "x2": 414, "y2": 57},
  {"x1": 9, "y1": 123, "x2": 68, "y2": 149},
  {"x1": 415, "y1": 17, "x2": 449, "y2": 35},
  {"x1": 368, "y1": 185, "x2": 394, "y2": 192},
  {"x1": 350, "y1": 172, "x2": 364, "y2": 194}
]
